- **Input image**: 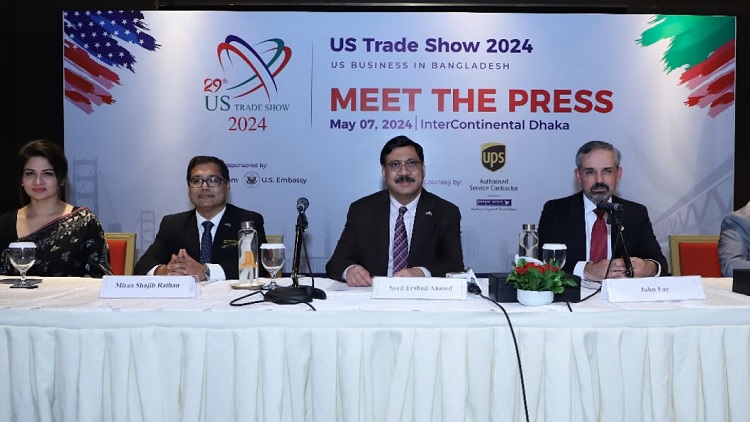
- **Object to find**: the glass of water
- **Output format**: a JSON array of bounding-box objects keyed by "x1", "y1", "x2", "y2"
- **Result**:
[
  {"x1": 542, "y1": 243, "x2": 567, "y2": 270},
  {"x1": 8, "y1": 242, "x2": 37, "y2": 289},
  {"x1": 260, "y1": 243, "x2": 285, "y2": 290}
]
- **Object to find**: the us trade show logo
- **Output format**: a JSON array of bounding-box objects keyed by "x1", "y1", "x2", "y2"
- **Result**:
[
  {"x1": 481, "y1": 142, "x2": 506, "y2": 172},
  {"x1": 215, "y1": 35, "x2": 292, "y2": 101}
]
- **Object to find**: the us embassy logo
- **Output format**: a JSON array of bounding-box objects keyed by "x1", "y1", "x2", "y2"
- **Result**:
[
  {"x1": 243, "y1": 171, "x2": 260, "y2": 188},
  {"x1": 481, "y1": 142, "x2": 506, "y2": 172},
  {"x1": 242, "y1": 171, "x2": 308, "y2": 188},
  {"x1": 204, "y1": 35, "x2": 293, "y2": 112}
]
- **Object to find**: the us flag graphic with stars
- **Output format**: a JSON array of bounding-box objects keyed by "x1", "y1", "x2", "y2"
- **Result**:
[{"x1": 63, "y1": 10, "x2": 160, "y2": 114}]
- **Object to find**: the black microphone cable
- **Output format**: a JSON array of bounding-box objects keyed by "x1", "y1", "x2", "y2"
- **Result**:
[
  {"x1": 580, "y1": 283, "x2": 603, "y2": 302},
  {"x1": 563, "y1": 300, "x2": 573, "y2": 312},
  {"x1": 229, "y1": 290, "x2": 264, "y2": 307},
  {"x1": 467, "y1": 281, "x2": 530, "y2": 422},
  {"x1": 302, "y1": 230, "x2": 325, "y2": 298},
  {"x1": 577, "y1": 254, "x2": 615, "y2": 303},
  {"x1": 229, "y1": 288, "x2": 318, "y2": 310},
  {"x1": 302, "y1": 225, "x2": 314, "y2": 287}
]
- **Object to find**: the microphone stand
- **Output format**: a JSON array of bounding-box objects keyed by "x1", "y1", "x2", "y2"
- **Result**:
[
  {"x1": 269, "y1": 209, "x2": 324, "y2": 302},
  {"x1": 607, "y1": 210, "x2": 634, "y2": 278},
  {"x1": 291, "y1": 210, "x2": 308, "y2": 287},
  {"x1": 260, "y1": 197, "x2": 326, "y2": 305}
]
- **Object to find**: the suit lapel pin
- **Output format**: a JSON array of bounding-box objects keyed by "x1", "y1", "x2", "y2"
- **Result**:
[{"x1": 426, "y1": 211, "x2": 433, "y2": 216}]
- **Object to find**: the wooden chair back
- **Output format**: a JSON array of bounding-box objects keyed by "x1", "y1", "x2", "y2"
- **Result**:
[
  {"x1": 668, "y1": 235, "x2": 721, "y2": 277},
  {"x1": 105, "y1": 232, "x2": 136, "y2": 275}
]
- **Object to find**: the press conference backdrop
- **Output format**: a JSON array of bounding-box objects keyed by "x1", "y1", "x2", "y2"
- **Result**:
[{"x1": 62, "y1": 11, "x2": 736, "y2": 273}]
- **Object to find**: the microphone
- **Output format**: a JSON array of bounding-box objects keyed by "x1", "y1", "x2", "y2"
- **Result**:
[
  {"x1": 296, "y1": 197, "x2": 309, "y2": 213},
  {"x1": 291, "y1": 197, "x2": 308, "y2": 287},
  {"x1": 449, "y1": 268, "x2": 482, "y2": 295},
  {"x1": 596, "y1": 201, "x2": 623, "y2": 213}
]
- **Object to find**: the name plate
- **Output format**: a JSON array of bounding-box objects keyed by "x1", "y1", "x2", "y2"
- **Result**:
[
  {"x1": 371, "y1": 277, "x2": 467, "y2": 300},
  {"x1": 100, "y1": 276, "x2": 197, "y2": 299},
  {"x1": 601, "y1": 276, "x2": 705, "y2": 302}
]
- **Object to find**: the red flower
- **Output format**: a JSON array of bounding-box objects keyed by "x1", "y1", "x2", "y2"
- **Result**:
[{"x1": 506, "y1": 258, "x2": 577, "y2": 293}]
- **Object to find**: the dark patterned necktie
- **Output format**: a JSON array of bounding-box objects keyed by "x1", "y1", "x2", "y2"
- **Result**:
[
  {"x1": 392, "y1": 206, "x2": 408, "y2": 273},
  {"x1": 200, "y1": 221, "x2": 214, "y2": 264},
  {"x1": 590, "y1": 209, "x2": 607, "y2": 262}
]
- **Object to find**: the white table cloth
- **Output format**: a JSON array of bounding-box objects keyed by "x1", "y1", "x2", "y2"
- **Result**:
[{"x1": 1, "y1": 277, "x2": 749, "y2": 422}]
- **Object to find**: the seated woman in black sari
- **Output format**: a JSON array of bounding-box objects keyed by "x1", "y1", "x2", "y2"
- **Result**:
[{"x1": 0, "y1": 139, "x2": 112, "y2": 277}]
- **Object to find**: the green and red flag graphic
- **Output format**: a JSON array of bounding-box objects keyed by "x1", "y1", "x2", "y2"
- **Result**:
[{"x1": 638, "y1": 15, "x2": 735, "y2": 117}]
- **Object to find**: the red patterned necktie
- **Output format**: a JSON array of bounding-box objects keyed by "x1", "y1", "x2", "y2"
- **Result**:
[
  {"x1": 590, "y1": 209, "x2": 607, "y2": 262},
  {"x1": 392, "y1": 206, "x2": 408, "y2": 272}
]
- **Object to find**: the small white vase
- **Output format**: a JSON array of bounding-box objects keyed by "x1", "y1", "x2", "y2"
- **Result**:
[{"x1": 516, "y1": 289, "x2": 554, "y2": 306}]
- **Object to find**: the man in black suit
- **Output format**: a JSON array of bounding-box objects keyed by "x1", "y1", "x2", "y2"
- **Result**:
[
  {"x1": 326, "y1": 135, "x2": 464, "y2": 286},
  {"x1": 538, "y1": 140, "x2": 667, "y2": 281},
  {"x1": 134, "y1": 156, "x2": 267, "y2": 281}
]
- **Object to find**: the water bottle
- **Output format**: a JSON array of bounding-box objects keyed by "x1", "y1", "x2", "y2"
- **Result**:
[
  {"x1": 518, "y1": 223, "x2": 539, "y2": 259},
  {"x1": 238, "y1": 221, "x2": 259, "y2": 286}
]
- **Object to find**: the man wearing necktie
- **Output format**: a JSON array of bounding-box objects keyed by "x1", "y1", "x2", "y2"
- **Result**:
[
  {"x1": 537, "y1": 141, "x2": 667, "y2": 281},
  {"x1": 134, "y1": 156, "x2": 267, "y2": 281},
  {"x1": 326, "y1": 135, "x2": 465, "y2": 287}
]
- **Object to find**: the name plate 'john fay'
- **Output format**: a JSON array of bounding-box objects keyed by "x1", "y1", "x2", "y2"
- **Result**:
[
  {"x1": 602, "y1": 276, "x2": 705, "y2": 303},
  {"x1": 100, "y1": 276, "x2": 196, "y2": 298}
]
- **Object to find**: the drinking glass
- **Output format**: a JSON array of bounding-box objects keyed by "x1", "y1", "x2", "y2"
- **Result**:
[
  {"x1": 542, "y1": 243, "x2": 567, "y2": 269},
  {"x1": 260, "y1": 243, "x2": 285, "y2": 290},
  {"x1": 8, "y1": 242, "x2": 37, "y2": 289}
]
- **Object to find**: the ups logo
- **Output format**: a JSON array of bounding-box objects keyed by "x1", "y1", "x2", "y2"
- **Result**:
[{"x1": 481, "y1": 142, "x2": 506, "y2": 172}]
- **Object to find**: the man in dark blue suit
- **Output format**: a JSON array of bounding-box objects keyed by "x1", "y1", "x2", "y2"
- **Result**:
[
  {"x1": 538, "y1": 141, "x2": 667, "y2": 281},
  {"x1": 326, "y1": 135, "x2": 464, "y2": 286},
  {"x1": 134, "y1": 156, "x2": 267, "y2": 281}
]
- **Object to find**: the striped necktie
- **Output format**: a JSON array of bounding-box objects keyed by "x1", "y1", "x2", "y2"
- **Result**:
[{"x1": 393, "y1": 206, "x2": 408, "y2": 273}]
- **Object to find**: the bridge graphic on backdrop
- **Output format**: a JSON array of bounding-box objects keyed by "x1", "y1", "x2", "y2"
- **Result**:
[
  {"x1": 651, "y1": 160, "x2": 733, "y2": 271},
  {"x1": 72, "y1": 159, "x2": 156, "y2": 254}
]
